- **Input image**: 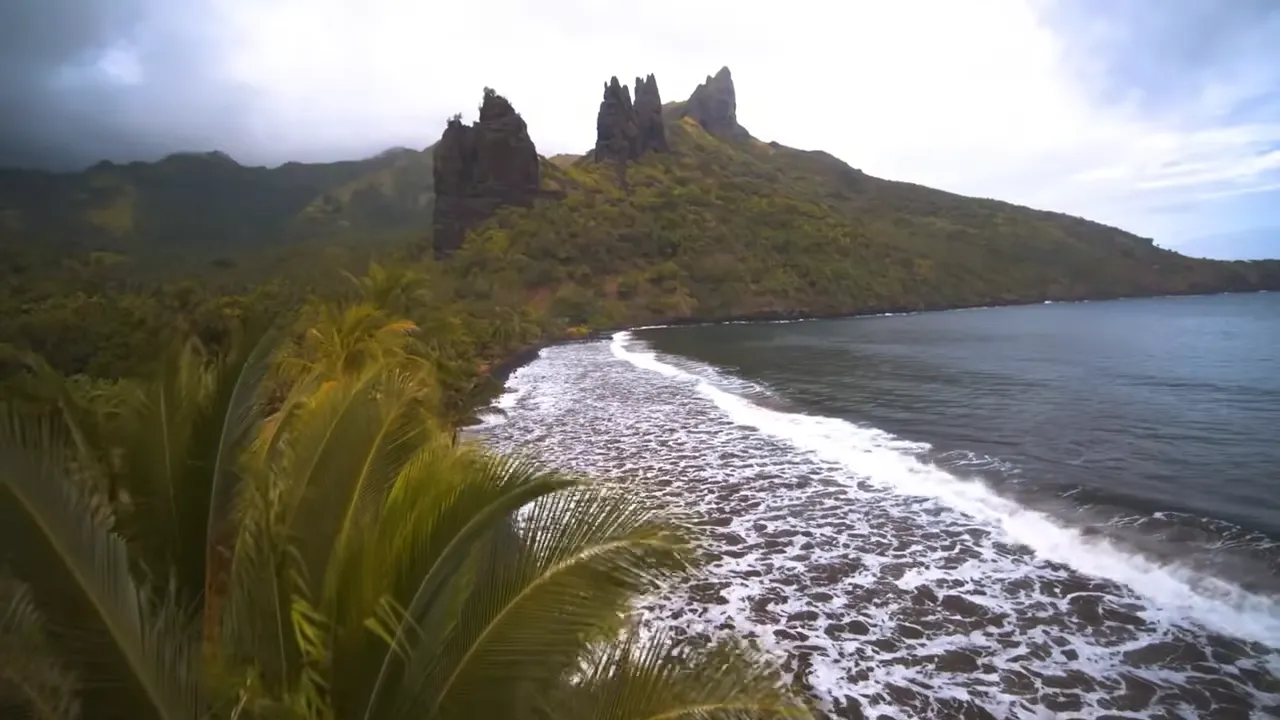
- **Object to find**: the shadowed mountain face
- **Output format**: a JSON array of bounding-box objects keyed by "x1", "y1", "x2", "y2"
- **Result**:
[
  {"x1": 0, "y1": 146, "x2": 435, "y2": 269},
  {"x1": 0, "y1": 65, "x2": 1277, "y2": 301}
]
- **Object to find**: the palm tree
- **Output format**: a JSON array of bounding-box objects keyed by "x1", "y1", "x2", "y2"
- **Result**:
[
  {"x1": 0, "y1": 316, "x2": 813, "y2": 720},
  {"x1": 344, "y1": 262, "x2": 432, "y2": 319},
  {"x1": 0, "y1": 572, "x2": 81, "y2": 720}
]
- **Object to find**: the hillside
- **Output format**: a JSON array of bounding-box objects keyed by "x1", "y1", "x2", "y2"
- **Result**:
[
  {"x1": 1, "y1": 65, "x2": 1278, "y2": 382},
  {"x1": 0, "y1": 146, "x2": 435, "y2": 272},
  {"x1": 431, "y1": 69, "x2": 1279, "y2": 328}
]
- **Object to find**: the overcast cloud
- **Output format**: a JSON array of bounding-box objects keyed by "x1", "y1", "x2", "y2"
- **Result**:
[{"x1": 0, "y1": 0, "x2": 1276, "y2": 258}]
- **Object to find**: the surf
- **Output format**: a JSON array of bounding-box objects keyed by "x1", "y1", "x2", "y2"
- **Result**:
[{"x1": 608, "y1": 330, "x2": 1280, "y2": 648}]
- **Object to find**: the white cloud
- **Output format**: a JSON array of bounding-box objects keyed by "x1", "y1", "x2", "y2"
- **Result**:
[{"x1": 208, "y1": 0, "x2": 1278, "y2": 254}]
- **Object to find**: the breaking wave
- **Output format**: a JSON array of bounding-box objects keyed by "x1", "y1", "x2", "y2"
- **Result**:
[{"x1": 475, "y1": 331, "x2": 1280, "y2": 718}]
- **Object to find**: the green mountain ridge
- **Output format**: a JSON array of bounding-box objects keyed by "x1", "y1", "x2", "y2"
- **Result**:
[
  {"x1": 2, "y1": 68, "x2": 1278, "y2": 326},
  {"x1": 0, "y1": 146, "x2": 436, "y2": 271},
  {"x1": 1, "y1": 66, "x2": 1278, "y2": 408},
  {"x1": 440, "y1": 112, "x2": 1279, "y2": 330}
]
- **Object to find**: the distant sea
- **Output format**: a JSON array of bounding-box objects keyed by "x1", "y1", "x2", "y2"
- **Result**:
[{"x1": 476, "y1": 292, "x2": 1280, "y2": 719}]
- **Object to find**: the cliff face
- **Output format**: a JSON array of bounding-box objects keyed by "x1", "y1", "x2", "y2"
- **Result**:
[
  {"x1": 680, "y1": 66, "x2": 750, "y2": 141},
  {"x1": 593, "y1": 74, "x2": 668, "y2": 164},
  {"x1": 432, "y1": 88, "x2": 541, "y2": 256}
]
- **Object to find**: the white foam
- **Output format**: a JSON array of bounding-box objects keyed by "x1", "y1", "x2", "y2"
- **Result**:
[
  {"x1": 609, "y1": 330, "x2": 1280, "y2": 647},
  {"x1": 474, "y1": 353, "x2": 538, "y2": 426}
]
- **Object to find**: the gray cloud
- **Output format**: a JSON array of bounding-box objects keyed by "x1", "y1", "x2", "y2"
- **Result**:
[
  {"x1": 1039, "y1": 0, "x2": 1280, "y2": 120},
  {"x1": 0, "y1": 0, "x2": 256, "y2": 169}
]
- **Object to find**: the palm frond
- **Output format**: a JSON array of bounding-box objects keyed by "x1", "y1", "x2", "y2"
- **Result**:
[
  {"x1": 202, "y1": 322, "x2": 283, "y2": 643},
  {"x1": 0, "y1": 572, "x2": 81, "y2": 720},
  {"x1": 0, "y1": 345, "x2": 107, "y2": 495},
  {"x1": 355, "y1": 448, "x2": 574, "y2": 720},
  {"x1": 0, "y1": 405, "x2": 205, "y2": 720},
  {"x1": 273, "y1": 367, "x2": 391, "y2": 601},
  {"x1": 220, "y1": 448, "x2": 300, "y2": 696},
  {"x1": 105, "y1": 338, "x2": 214, "y2": 597},
  {"x1": 388, "y1": 484, "x2": 692, "y2": 719},
  {"x1": 554, "y1": 628, "x2": 814, "y2": 720}
]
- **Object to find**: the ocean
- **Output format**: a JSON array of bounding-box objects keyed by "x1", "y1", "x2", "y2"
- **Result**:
[{"x1": 474, "y1": 292, "x2": 1280, "y2": 719}]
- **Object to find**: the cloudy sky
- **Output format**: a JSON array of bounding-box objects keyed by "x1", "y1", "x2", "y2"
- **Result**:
[{"x1": 1, "y1": 0, "x2": 1277, "y2": 259}]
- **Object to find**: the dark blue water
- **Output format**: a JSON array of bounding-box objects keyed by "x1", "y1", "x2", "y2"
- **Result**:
[
  {"x1": 644, "y1": 293, "x2": 1280, "y2": 579},
  {"x1": 480, "y1": 292, "x2": 1280, "y2": 718}
]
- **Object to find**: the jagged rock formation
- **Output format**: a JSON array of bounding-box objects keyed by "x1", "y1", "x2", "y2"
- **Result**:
[
  {"x1": 593, "y1": 74, "x2": 668, "y2": 163},
  {"x1": 680, "y1": 66, "x2": 750, "y2": 141},
  {"x1": 634, "y1": 74, "x2": 669, "y2": 155},
  {"x1": 432, "y1": 88, "x2": 541, "y2": 256},
  {"x1": 593, "y1": 78, "x2": 637, "y2": 164}
]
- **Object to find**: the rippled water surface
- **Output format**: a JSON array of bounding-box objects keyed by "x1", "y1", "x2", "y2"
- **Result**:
[{"x1": 475, "y1": 292, "x2": 1280, "y2": 719}]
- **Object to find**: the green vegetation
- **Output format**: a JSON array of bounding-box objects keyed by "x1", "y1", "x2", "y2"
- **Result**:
[
  {"x1": 455, "y1": 117, "x2": 1280, "y2": 328},
  {"x1": 0, "y1": 283, "x2": 813, "y2": 719},
  {"x1": 2, "y1": 85, "x2": 1278, "y2": 719},
  {"x1": 0, "y1": 147, "x2": 434, "y2": 275},
  {"x1": 4, "y1": 105, "x2": 1277, "y2": 386}
]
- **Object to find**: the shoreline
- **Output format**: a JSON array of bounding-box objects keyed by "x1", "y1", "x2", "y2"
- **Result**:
[{"x1": 465, "y1": 287, "x2": 1273, "y2": 424}]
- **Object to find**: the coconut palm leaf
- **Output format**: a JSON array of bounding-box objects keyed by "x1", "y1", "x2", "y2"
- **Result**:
[
  {"x1": 228, "y1": 364, "x2": 439, "y2": 715},
  {"x1": 384, "y1": 484, "x2": 692, "y2": 719},
  {"x1": 553, "y1": 628, "x2": 813, "y2": 720},
  {"x1": 0, "y1": 405, "x2": 205, "y2": 720},
  {"x1": 0, "y1": 344, "x2": 106, "y2": 494},
  {"x1": 104, "y1": 338, "x2": 215, "y2": 597},
  {"x1": 353, "y1": 446, "x2": 575, "y2": 720},
  {"x1": 218, "y1": 360, "x2": 428, "y2": 700},
  {"x1": 218, "y1": 456, "x2": 299, "y2": 698},
  {"x1": 273, "y1": 367, "x2": 414, "y2": 600},
  {"x1": 97, "y1": 322, "x2": 279, "y2": 613},
  {"x1": 0, "y1": 572, "x2": 81, "y2": 720},
  {"x1": 275, "y1": 303, "x2": 427, "y2": 385},
  {"x1": 345, "y1": 262, "x2": 433, "y2": 316},
  {"x1": 201, "y1": 322, "x2": 285, "y2": 642}
]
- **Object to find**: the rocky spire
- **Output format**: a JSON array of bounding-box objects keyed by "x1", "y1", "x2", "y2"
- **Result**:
[
  {"x1": 680, "y1": 66, "x2": 749, "y2": 141},
  {"x1": 593, "y1": 77, "x2": 638, "y2": 164},
  {"x1": 633, "y1": 74, "x2": 669, "y2": 155},
  {"x1": 431, "y1": 88, "x2": 541, "y2": 257},
  {"x1": 593, "y1": 73, "x2": 669, "y2": 163}
]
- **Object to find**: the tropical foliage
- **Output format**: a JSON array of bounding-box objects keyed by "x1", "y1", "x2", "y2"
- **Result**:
[
  {"x1": 0, "y1": 294, "x2": 812, "y2": 720},
  {"x1": 456, "y1": 118, "x2": 1280, "y2": 326},
  {"x1": 5, "y1": 99, "x2": 1280, "y2": 389},
  {"x1": 3, "y1": 75, "x2": 1279, "y2": 720}
]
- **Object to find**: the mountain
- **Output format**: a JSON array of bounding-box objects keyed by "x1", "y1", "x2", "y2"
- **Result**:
[
  {"x1": 0, "y1": 146, "x2": 435, "y2": 271},
  {"x1": 426, "y1": 68, "x2": 1280, "y2": 326},
  {"x1": 2, "y1": 65, "x2": 1278, "y2": 324}
]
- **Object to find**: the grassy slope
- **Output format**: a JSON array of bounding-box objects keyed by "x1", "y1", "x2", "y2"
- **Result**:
[{"x1": 446, "y1": 117, "x2": 1280, "y2": 328}]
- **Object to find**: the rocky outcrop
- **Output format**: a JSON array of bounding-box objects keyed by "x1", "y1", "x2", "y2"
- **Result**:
[
  {"x1": 633, "y1": 74, "x2": 669, "y2": 155},
  {"x1": 593, "y1": 78, "x2": 637, "y2": 164},
  {"x1": 593, "y1": 74, "x2": 668, "y2": 164},
  {"x1": 432, "y1": 88, "x2": 541, "y2": 256},
  {"x1": 680, "y1": 66, "x2": 750, "y2": 141}
]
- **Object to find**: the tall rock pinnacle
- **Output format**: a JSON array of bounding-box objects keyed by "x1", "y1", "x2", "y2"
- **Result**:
[
  {"x1": 680, "y1": 66, "x2": 749, "y2": 141},
  {"x1": 432, "y1": 88, "x2": 541, "y2": 257},
  {"x1": 593, "y1": 73, "x2": 669, "y2": 163},
  {"x1": 633, "y1": 74, "x2": 669, "y2": 155}
]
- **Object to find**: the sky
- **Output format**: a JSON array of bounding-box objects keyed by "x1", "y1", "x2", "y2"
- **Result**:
[{"x1": 0, "y1": 0, "x2": 1277, "y2": 259}]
